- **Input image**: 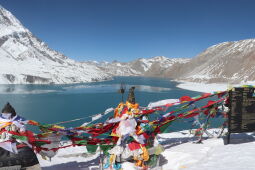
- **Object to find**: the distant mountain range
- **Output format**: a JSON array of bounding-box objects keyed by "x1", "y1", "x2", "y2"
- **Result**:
[
  {"x1": 84, "y1": 56, "x2": 190, "y2": 77},
  {"x1": 92, "y1": 39, "x2": 255, "y2": 84},
  {"x1": 0, "y1": 5, "x2": 254, "y2": 84}
]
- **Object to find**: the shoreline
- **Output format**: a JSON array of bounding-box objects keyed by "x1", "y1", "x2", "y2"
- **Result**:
[
  {"x1": 176, "y1": 82, "x2": 229, "y2": 93},
  {"x1": 176, "y1": 81, "x2": 255, "y2": 93}
]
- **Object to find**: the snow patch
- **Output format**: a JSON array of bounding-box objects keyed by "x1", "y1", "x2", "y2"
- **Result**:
[{"x1": 177, "y1": 81, "x2": 255, "y2": 93}]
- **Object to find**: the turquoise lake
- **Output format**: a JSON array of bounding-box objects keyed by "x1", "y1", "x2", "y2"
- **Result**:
[{"x1": 0, "y1": 76, "x2": 219, "y2": 132}]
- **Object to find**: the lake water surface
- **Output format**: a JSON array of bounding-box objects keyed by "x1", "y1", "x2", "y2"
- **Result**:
[{"x1": 0, "y1": 76, "x2": 208, "y2": 131}]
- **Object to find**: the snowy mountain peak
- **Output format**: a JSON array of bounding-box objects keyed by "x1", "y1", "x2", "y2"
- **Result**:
[
  {"x1": 149, "y1": 56, "x2": 168, "y2": 61},
  {"x1": 0, "y1": 6, "x2": 20, "y2": 25},
  {"x1": 0, "y1": 6, "x2": 28, "y2": 37}
]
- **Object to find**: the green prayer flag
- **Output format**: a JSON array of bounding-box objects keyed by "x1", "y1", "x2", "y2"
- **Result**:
[
  {"x1": 99, "y1": 145, "x2": 114, "y2": 155},
  {"x1": 75, "y1": 140, "x2": 87, "y2": 145},
  {"x1": 159, "y1": 121, "x2": 172, "y2": 133},
  {"x1": 147, "y1": 155, "x2": 158, "y2": 167},
  {"x1": 12, "y1": 135, "x2": 27, "y2": 141},
  {"x1": 86, "y1": 144, "x2": 98, "y2": 153}
]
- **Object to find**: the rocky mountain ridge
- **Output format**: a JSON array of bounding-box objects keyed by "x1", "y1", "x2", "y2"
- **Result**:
[{"x1": 165, "y1": 39, "x2": 255, "y2": 83}]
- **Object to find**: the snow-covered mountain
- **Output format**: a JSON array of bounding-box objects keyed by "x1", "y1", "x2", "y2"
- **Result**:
[
  {"x1": 167, "y1": 39, "x2": 255, "y2": 83},
  {"x1": 86, "y1": 56, "x2": 190, "y2": 77},
  {"x1": 0, "y1": 5, "x2": 190, "y2": 84},
  {"x1": 3, "y1": 5, "x2": 254, "y2": 85},
  {"x1": 0, "y1": 5, "x2": 110, "y2": 84}
]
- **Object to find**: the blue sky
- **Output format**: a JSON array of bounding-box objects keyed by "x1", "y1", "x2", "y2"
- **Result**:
[{"x1": 1, "y1": 0, "x2": 255, "y2": 61}]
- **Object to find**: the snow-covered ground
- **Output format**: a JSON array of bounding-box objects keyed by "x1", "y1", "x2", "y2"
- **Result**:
[
  {"x1": 159, "y1": 131, "x2": 255, "y2": 170},
  {"x1": 177, "y1": 81, "x2": 255, "y2": 93},
  {"x1": 37, "y1": 129, "x2": 255, "y2": 170},
  {"x1": 38, "y1": 144, "x2": 101, "y2": 170}
]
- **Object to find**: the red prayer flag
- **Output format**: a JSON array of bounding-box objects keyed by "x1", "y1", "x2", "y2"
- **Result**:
[{"x1": 179, "y1": 96, "x2": 192, "y2": 102}]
